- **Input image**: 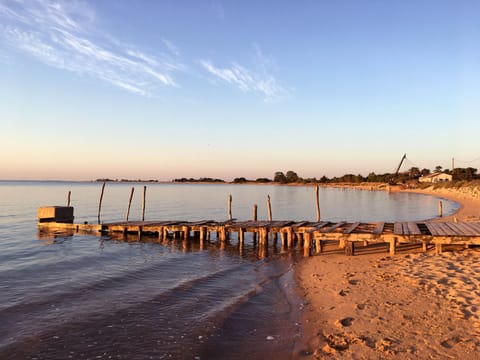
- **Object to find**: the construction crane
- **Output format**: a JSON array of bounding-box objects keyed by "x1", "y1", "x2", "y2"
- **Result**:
[{"x1": 388, "y1": 153, "x2": 407, "y2": 185}]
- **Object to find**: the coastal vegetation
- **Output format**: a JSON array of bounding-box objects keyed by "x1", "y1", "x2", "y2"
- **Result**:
[
  {"x1": 94, "y1": 166, "x2": 478, "y2": 185},
  {"x1": 173, "y1": 177, "x2": 225, "y2": 183}
]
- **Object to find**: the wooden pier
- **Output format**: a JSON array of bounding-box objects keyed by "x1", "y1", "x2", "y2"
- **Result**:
[{"x1": 38, "y1": 216, "x2": 480, "y2": 257}]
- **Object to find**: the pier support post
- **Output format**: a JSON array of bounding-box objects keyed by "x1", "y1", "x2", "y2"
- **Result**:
[
  {"x1": 239, "y1": 228, "x2": 245, "y2": 245},
  {"x1": 389, "y1": 238, "x2": 397, "y2": 256},
  {"x1": 297, "y1": 233, "x2": 304, "y2": 248},
  {"x1": 220, "y1": 227, "x2": 227, "y2": 242},
  {"x1": 345, "y1": 241, "x2": 355, "y2": 256},
  {"x1": 422, "y1": 242, "x2": 427, "y2": 252},
  {"x1": 315, "y1": 238, "x2": 322, "y2": 253},
  {"x1": 287, "y1": 227, "x2": 293, "y2": 248},
  {"x1": 199, "y1": 226, "x2": 207, "y2": 242},
  {"x1": 281, "y1": 231, "x2": 287, "y2": 247},
  {"x1": 304, "y1": 232, "x2": 311, "y2": 257},
  {"x1": 438, "y1": 200, "x2": 443, "y2": 217},
  {"x1": 436, "y1": 243, "x2": 443, "y2": 255},
  {"x1": 183, "y1": 226, "x2": 190, "y2": 240},
  {"x1": 259, "y1": 227, "x2": 268, "y2": 245}
]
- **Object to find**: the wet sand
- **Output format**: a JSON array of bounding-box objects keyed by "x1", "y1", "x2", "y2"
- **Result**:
[{"x1": 295, "y1": 185, "x2": 480, "y2": 359}]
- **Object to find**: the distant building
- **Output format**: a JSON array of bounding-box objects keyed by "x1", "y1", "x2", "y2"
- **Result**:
[{"x1": 419, "y1": 172, "x2": 452, "y2": 183}]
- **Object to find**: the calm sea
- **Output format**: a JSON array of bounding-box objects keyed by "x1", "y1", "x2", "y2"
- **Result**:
[{"x1": 0, "y1": 181, "x2": 458, "y2": 359}]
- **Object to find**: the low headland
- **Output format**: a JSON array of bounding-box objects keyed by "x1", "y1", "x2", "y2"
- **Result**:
[{"x1": 295, "y1": 182, "x2": 480, "y2": 359}]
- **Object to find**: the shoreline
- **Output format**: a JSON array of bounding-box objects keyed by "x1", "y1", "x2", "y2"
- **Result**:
[
  {"x1": 294, "y1": 186, "x2": 480, "y2": 359},
  {"x1": 402, "y1": 186, "x2": 480, "y2": 223}
]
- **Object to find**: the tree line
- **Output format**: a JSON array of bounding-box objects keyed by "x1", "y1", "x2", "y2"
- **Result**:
[{"x1": 232, "y1": 166, "x2": 479, "y2": 184}]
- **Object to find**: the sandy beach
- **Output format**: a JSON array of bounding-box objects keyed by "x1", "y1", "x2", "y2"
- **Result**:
[{"x1": 296, "y1": 186, "x2": 480, "y2": 359}]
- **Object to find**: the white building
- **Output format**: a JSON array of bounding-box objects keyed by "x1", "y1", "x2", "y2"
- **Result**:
[{"x1": 419, "y1": 172, "x2": 452, "y2": 183}]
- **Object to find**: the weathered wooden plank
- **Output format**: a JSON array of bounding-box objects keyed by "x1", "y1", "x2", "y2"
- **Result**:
[
  {"x1": 189, "y1": 220, "x2": 215, "y2": 226},
  {"x1": 458, "y1": 222, "x2": 480, "y2": 236},
  {"x1": 425, "y1": 222, "x2": 440, "y2": 236},
  {"x1": 393, "y1": 222, "x2": 404, "y2": 235},
  {"x1": 306, "y1": 221, "x2": 329, "y2": 234},
  {"x1": 372, "y1": 222, "x2": 385, "y2": 235},
  {"x1": 406, "y1": 222, "x2": 422, "y2": 235},
  {"x1": 267, "y1": 220, "x2": 292, "y2": 228},
  {"x1": 291, "y1": 221, "x2": 311, "y2": 228},
  {"x1": 343, "y1": 222, "x2": 360, "y2": 234},
  {"x1": 444, "y1": 222, "x2": 476, "y2": 236},
  {"x1": 462, "y1": 222, "x2": 480, "y2": 234},
  {"x1": 434, "y1": 222, "x2": 459, "y2": 236},
  {"x1": 320, "y1": 221, "x2": 346, "y2": 233}
]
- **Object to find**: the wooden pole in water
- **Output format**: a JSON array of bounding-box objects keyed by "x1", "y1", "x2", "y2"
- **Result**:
[
  {"x1": 438, "y1": 200, "x2": 443, "y2": 217},
  {"x1": 252, "y1": 204, "x2": 258, "y2": 241},
  {"x1": 67, "y1": 191, "x2": 71, "y2": 207},
  {"x1": 228, "y1": 194, "x2": 233, "y2": 220},
  {"x1": 97, "y1": 182, "x2": 106, "y2": 224},
  {"x1": 126, "y1": 187, "x2": 134, "y2": 221},
  {"x1": 141, "y1": 186, "x2": 147, "y2": 221},
  {"x1": 267, "y1": 195, "x2": 272, "y2": 221},
  {"x1": 315, "y1": 185, "x2": 321, "y2": 221}
]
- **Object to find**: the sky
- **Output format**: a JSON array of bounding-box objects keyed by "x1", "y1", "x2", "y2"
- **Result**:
[{"x1": 1, "y1": 0, "x2": 479, "y2": 181}]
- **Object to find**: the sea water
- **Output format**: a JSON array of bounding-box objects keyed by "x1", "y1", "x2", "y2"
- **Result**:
[{"x1": 0, "y1": 181, "x2": 458, "y2": 359}]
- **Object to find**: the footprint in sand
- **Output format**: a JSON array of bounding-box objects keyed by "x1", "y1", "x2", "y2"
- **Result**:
[
  {"x1": 323, "y1": 333, "x2": 350, "y2": 351},
  {"x1": 348, "y1": 279, "x2": 359, "y2": 285},
  {"x1": 356, "y1": 303, "x2": 365, "y2": 310},
  {"x1": 440, "y1": 337, "x2": 463, "y2": 349}
]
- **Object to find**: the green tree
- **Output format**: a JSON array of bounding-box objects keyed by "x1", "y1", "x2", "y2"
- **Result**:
[
  {"x1": 233, "y1": 177, "x2": 248, "y2": 183},
  {"x1": 408, "y1": 167, "x2": 421, "y2": 179},
  {"x1": 421, "y1": 168, "x2": 431, "y2": 176},
  {"x1": 274, "y1": 171, "x2": 287, "y2": 183},
  {"x1": 285, "y1": 170, "x2": 299, "y2": 183}
]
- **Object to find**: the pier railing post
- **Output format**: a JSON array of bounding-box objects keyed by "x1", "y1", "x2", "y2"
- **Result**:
[
  {"x1": 126, "y1": 187, "x2": 134, "y2": 221},
  {"x1": 142, "y1": 186, "x2": 147, "y2": 221},
  {"x1": 97, "y1": 182, "x2": 106, "y2": 224},
  {"x1": 228, "y1": 194, "x2": 233, "y2": 220},
  {"x1": 267, "y1": 195, "x2": 272, "y2": 221},
  {"x1": 315, "y1": 185, "x2": 320, "y2": 222}
]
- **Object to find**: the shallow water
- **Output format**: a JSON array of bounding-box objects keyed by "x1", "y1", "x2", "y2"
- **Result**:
[{"x1": 0, "y1": 181, "x2": 458, "y2": 359}]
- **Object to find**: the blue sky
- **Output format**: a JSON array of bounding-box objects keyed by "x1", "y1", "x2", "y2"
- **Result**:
[{"x1": 1, "y1": 0, "x2": 479, "y2": 180}]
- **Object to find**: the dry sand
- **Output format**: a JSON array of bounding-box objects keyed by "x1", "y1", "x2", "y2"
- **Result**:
[{"x1": 295, "y1": 186, "x2": 480, "y2": 359}]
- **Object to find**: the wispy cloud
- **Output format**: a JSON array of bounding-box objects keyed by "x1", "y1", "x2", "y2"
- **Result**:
[
  {"x1": 200, "y1": 45, "x2": 288, "y2": 101},
  {"x1": 162, "y1": 38, "x2": 180, "y2": 57},
  {"x1": 0, "y1": 0, "x2": 183, "y2": 95}
]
